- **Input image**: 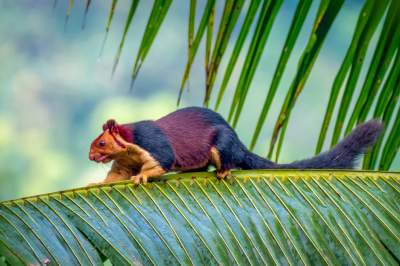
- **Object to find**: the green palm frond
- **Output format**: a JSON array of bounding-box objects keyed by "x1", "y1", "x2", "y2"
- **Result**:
[
  {"x1": 65, "y1": 0, "x2": 74, "y2": 26},
  {"x1": 214, "y1": 0, "x2": 262, "y2": 111},
  {"x1": 204, "y1": 0, "x2": 244, "y2": 107},
  {"x1": 112, "y1": 0, "x2": 139, "y2": 76},
  {"x1": 366, "y1": 69, "x2": 400, "y2": 169},
  {"x1": 346, "y1": 1, "x2": 400, "y2": 131},
  {"x1": 99, "y1": 0, "x2": 118, "y2": 56},
  {"x1": 315, "y1": 0, "x2": 378, "y2": 155},
  {"x1": 228, "y1": 0, "x2": 283, "y2": 127},
  {"x1": 62, "y1": 1, "x2": 399, "y2": 170},
  {"x1": 250, "y1": 0, "x2": 312, "y2": 151},
  {"x1": 1, "y1": 170, "x2": 399, "y2": 265},
  {"x1": 268, "y1": 0, "x2": 344, "y2": 161},
  {"x1": 130, "y1": 0, "x2": 173, "y2": 88},
  {"x1": 380, "y1": 110, "x2": 400, "y2": 170},
  {"x1": 177, "y1": 0, "x2": 216, "y2": 105},
  {"x1": 81, "y1": 0, "x2": 92, "y2": 29},
  {"x1": 326, "y1": 0, "x2": 388, "y2": 148}
]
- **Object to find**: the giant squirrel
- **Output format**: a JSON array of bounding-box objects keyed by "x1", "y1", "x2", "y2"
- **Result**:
[{"x1": 89, "y1": 106, "x2": 383, "y2": 185}]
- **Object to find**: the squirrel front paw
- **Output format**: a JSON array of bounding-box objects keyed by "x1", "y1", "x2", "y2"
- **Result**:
[{"x1": 131, "y1": 174, "x2": 148, "y2": 185}]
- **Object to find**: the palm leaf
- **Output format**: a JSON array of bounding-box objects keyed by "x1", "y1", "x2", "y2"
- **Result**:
[
  {"x1": 363, "y1": 47, "x2": 400, "y2": 169},
  {"x1": 130, "y1": 0, "x2": 173, "y2": 88},
  {"x1": 99, "y1": 0, "x2": 118, "y2": 56},
  {"x1": 177, "y1": 0, "x2": 216, "y2": 105},
  {"x1": 214, "y1": 0, "x2": 262, "y2": 111},
  {"x1": 268, "y1": 0, "x2": 344, "y2": 160},
  {"x1": 329, "y1": 0, "x2": 389, "y2": 147},
  {"x1": 188, "y1": 0, "x2": 196, "y2": 50},
  {"x1": 228, "y1": 0, "x2": 283, "y2": 128},
  {"x1": 65, "y1": 0, "x2": 74, "y2": 27},
  {"x1": 1, "y1": 170, "x2": 399, "y2": 265},
  {"x1": 345, "y1": 2, "x2": 400, "y2": 133},
  {"x1": 379, "y1": 107, "x2": 400, "y2": 170},
  {"x1": 204, "y1": 0, "x2": 245, "y2": 106},
  {"x1": 250, "y1": 0, "x2": 312, "y2": 150},
  {"x1": 315, "y1": 0, "x2": 377, "y2": 154},
  {"x1": 204, "y1": 4, "x2": 214, "y2": 96},
  {"x1": 105, "y1": 0, "x2": 118, "y2": 34},
  {"x1": 112, "y1": 0, "x2": 139, "y2": 76},
  {"x1": 81, "y1": 0, "x2": 92, "y2": 29}
]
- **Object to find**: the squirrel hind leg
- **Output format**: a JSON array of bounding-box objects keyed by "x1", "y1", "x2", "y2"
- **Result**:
[
  {"x1": 211, "y1": 125, "x2": 245, "y2": 170},
  {"x1": 210, "y1": 147, "x2": 222, "y2": 169},
  {"x1": 210, "y1": 147, "x2": 232, "y2": 179}
]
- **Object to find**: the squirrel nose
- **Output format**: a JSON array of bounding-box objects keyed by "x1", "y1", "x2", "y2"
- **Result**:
[{"x1": 89, "y1": 153, "x2": 95, "y2": 161}]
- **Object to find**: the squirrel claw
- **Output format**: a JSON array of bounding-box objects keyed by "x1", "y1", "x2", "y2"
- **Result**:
[
  {"x1": 131, "y1": 174, "x2": 148, "y2": 185},
  {"x1": 216, "y1": 169, "x2": 231, "y2": 180}
]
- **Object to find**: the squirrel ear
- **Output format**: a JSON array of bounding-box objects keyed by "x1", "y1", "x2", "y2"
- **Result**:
[
  {"x1": 102, "y1": 119, "x2": 118, "y2": 132},
  {"x1": 111, "y1": 125, "x2": 119, "y2": 134}
]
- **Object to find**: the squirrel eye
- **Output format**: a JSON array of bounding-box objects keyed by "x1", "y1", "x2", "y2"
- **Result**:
[{"x1": 99, "y1": 140, "x2": 106, "y2": 147}]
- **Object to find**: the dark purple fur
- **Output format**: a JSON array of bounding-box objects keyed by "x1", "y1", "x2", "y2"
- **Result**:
[
  {"x1": 120, "y1": 107, "x2": 383, "y2": 171},
  {"x1": 156, "y1": 108, "x2": 215, "y2": 169}
]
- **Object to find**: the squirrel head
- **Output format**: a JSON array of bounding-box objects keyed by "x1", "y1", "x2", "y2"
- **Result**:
[{"x1": 89, "y1": 119, "x2": 128, "y2": 163}]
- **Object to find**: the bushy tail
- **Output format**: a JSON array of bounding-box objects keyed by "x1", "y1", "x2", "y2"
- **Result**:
[
  {"x1": 279, "y1": 119, "x2": 384, "y2": 169},
  {"x1": 240, "y1": 119, "x2": 383, "y2": 170},
  {"x1": 239, "y1": 151, "x2": 278, "y2": 169}
]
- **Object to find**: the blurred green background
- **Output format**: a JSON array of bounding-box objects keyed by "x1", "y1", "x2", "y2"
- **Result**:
[{"x1": 0, "y1": 0, "x2": 398, "y2": 201}]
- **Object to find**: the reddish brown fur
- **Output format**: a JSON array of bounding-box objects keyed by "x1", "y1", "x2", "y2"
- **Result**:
[
  {"x1": 89, "y1": 129, "x2": 127, "y2": 163},
  {"x1": 89, "y1": 121, "x2": 165, "y2": 185}
]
